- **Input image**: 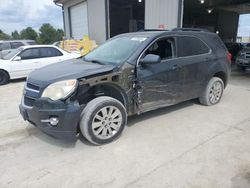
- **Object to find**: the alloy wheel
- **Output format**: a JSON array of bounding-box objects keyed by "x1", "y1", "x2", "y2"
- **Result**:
[{"x1": 92, "y1": 106, "x2": 122, "y2": 139}]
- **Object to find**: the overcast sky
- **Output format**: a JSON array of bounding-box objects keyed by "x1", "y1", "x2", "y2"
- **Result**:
[
  {"x1": 0, "y1": 1, "x2": 249, "y2": 37},
  {"x1": 0, "y1": 0, "x2": 63, "y2": 34}
]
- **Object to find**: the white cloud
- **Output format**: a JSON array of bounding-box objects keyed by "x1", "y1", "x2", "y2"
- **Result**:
[{"x1": 0, "y1": 0, "x2": 63, "y2": 34}]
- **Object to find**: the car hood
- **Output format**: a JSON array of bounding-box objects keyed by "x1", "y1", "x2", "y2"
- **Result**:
[{"x1": 28, "y1": 58, "x2": 116, "y2": 87}]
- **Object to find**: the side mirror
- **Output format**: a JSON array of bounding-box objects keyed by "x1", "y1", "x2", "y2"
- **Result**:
[
  {"x1": 13, "y1": 56, "x2": 21, "y2": 61},
  {"x1": 140, "y1": 54, "x2": 161, "y2": 65}
]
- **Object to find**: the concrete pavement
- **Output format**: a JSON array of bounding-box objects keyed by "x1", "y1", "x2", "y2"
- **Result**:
[{"x1": 0, "y1": 70, "x2": 250, "y2": 188}]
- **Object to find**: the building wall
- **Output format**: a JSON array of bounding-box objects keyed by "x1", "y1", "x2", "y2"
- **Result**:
[
  {"x1": 62, "y1": 0, "x2": 107, "y2": 44},
  {"x1": 87, "y1": 0, "x2": 106, "y2": 44},
  {"x1": 145, "y1": 0, "x2": 180, "y2": 30},
  {"x1": 217, "y1": 10, "x2": 239, "y2": 42}
]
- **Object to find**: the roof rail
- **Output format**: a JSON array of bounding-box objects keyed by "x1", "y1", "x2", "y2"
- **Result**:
[
  {"x1": 171, "y1": 28, "x2": 209, "y2": 32},
  {"x1": 143, "y1": 29, "x2": 168, "y2": 32}
]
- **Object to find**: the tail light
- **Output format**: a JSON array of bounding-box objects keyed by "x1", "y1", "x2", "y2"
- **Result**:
[{"x1": 227, "y1": 52, "x2": 232, "y2": 63}]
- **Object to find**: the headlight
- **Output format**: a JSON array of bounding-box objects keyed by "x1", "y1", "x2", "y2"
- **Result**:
[{"x1": 42, "y1": 79, "x2": 78, "y2": 101}]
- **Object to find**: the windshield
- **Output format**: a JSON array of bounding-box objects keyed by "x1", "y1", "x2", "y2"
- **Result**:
[
  {"x1": 2, "y1": 48, "x2": 23, "y2": 60},
  {"x1": 84, "y1": 36, "x2": 147, "y2": 64}
]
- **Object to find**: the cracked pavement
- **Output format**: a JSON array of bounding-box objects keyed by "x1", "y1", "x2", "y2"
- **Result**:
[{"x1": 0, "y1": 69, "x2": 250, "y2": 188}]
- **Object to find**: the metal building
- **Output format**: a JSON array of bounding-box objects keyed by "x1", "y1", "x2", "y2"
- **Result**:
[
  {"x1": 54, "y1": 0, "x2": 182, "y2": 44},
  {"x1": 54, "y1": 0, "x2": 250, "y2": 44}
]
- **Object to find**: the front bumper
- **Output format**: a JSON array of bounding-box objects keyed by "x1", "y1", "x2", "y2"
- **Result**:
[
  {"x1": 19, "y1": 98, "x2": 81, "y2": 141},
  {"x1": 236, "y1": 58, "x2": 250, "y2": 67}
]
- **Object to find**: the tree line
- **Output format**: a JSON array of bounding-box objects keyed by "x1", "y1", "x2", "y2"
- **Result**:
[{"x1": 0, "y1": 23, "x2": 64, "y2": 44}]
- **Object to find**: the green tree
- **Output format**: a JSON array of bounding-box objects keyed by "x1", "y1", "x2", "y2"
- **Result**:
[
  {"x1": 0, "y1": 30, "x2": 11, "y2": 40},
  {"x1": 55, "y1": 29, "x2": 64, "y2": 41},
  {"x1": 20, "y1": 27, "x2": 38, "y2": 40},
  {"x1": 37, "y1": 23, "x2": 57, "y2": 44},
  {"x1": 11, "y1": 30, "x2": 20, "y2": 39}
]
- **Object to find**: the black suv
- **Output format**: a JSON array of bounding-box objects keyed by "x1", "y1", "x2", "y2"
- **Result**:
[{"x1": 19, "y1": 28, "x2": 231, "y2": 145}]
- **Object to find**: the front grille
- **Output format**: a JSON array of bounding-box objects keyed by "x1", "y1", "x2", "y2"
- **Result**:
[
  {"x1": 24, "y1": 96, "x2": 35, "y2": 107},
  {"x1": 26, "y1": 83, "x2": 40, "y2": 91},
  {"x1": 23, "y1": 82, "x2": 42, "y2": 107}
]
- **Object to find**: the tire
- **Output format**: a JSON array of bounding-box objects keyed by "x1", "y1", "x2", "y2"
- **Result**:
[
  {"x1": 0, "y1": 70, "x2": 10, "y2": 85},
  {"x1": 80, "y1": 96, "x2": 127, "y2": 145},
  {"x1": 199, "y1": 77, "x2": 224, "y2": 106}
]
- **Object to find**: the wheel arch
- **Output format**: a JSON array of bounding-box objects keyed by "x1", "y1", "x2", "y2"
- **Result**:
[
  {"x1": 213, "y1": 71, "x2": 228, "y2": 88},
  {"x1": 77, "y1": 83, "x2": 129, "y2": 111},
  {"x1": 0, "y1": 69, "x2": 10, "y2": 78}
]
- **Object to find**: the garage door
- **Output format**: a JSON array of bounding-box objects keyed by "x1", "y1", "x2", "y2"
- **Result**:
[{"x1": 70, "y1": 2, "x2": 88, "y2": 39}]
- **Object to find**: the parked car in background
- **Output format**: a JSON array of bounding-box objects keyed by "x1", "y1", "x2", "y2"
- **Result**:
[
  {"x1": 236, "y1": 44, "x2": 250, "y2": 70},
  {"x1": 224, "y1": 42, "x2": 243, "y2": 62},
  {"x1": 19, "y1": 29, "x2": 231, "y2": 145},
  {"x1": 0, "y1": 45, "x2": 80, "y2": 85},
  {"x1": 0, "y1": 40, "x2": 36, "y2": 58}
]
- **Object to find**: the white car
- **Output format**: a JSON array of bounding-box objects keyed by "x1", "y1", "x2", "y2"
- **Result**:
[{"x1": 0, "y1": 45, "x2": 80, "y2": 85}]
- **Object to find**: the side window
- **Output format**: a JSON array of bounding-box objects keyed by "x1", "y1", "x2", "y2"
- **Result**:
[
  {"x1": 0, "y1": 42, "x2": 11, "y2": 51},
  {"x1": 27, "y1": 41, "x2": 37, "y2": 45},
  {"x1": 40, "y1": 47, "x2": 63, "y2": 58},
  {"x1": 177, "y1": 36, "x2": 210, "y2": 57},
  {"x1": 19, "y1": 48, "x2": 40, "y2": 60},
  {"x1": 145, "y1": 38, "x2": 175, "y2": 60},
  {"x1": 10, "y1": 42, "x2": 24, "y2": 49}
]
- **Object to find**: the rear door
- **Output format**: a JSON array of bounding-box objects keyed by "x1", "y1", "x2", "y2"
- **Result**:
[
  {"x1": 175, "y1": 35, "x2": 212, "y2": 100},
  {"x1": 39, "y1": 47, "x2": 64, "y2": 68},
  {"x1": 11, "y1": 48, "x2": 41, "y2": 78}
]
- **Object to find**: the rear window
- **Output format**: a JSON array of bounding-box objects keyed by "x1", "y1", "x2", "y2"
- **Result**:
[
  {"x1": 177, "y1": 36, "x2": 210, "y2": 57},
  {"x1": 40, "y1": 47, "x2": 63, "y2": 58},
  {"x1": 10, "y1": 42, "x2": 24, "y2": 49},
  {"x1": 0, "y1": 42, "x2": 11, "y2": 51},
  {"x1": 27, "y1": 41, "x2": 37, "y2": 45}
]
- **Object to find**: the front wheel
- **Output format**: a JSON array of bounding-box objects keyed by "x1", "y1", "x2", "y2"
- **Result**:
[
  {"x1": 80, "y1": 96, "x2": 127, "y2": 145},
  {"x1": 0, "y1": 70, "x2": 10, "y2": 85},
  {"x1": 199, "y1": 77, "x2": 224, "y2": 106}
]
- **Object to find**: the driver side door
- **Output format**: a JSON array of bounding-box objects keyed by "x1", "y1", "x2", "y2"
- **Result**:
[
  {"x1": 11, "y1": 48, "x2": 41, "y2": 78},
  {"x1": 136, "y1": 37, "x2": 183, "y2": 113}
]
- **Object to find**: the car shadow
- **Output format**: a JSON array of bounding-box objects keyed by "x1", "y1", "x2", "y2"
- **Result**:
[
  {"x1": 10, "y1": 78, "x2": 26, "y2": 84},
  {"x1": 26, "y1": 99, "x2": 196, "y2": 148},
  {"x1": 25, "y1": 126, "x2": 78, "y2": 148}
]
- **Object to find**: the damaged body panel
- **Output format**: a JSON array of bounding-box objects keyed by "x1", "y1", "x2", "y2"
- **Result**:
[{"x1": 19, "y1": 29, "x2": 231, "y2": 143}]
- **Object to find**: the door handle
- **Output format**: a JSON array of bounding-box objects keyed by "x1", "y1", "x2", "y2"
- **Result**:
[
  {"x1": 34, "y1": 62, "x2": 40, "y2": 64},
  {"x1": 172, "y1": 64, "x2": 181, "y2": 70}
]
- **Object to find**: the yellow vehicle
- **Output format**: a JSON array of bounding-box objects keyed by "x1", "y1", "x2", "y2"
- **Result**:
[{"x1": 59, "y1": 36, "x2": 97, "y2": 56}]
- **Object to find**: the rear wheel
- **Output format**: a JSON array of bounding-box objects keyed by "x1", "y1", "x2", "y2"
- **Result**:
[
  {"x1": 0, "y1": 70, "x2": 10, "y2": 85},
  {"x1": 199, "y1": 77, "x2": 224, "y2": 106},
  {"x1": 80, "y1": 96, "x2": 127, "y2": 145}
]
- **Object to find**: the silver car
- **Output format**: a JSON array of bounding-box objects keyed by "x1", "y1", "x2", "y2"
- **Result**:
[
  {"x1": 0, "y1": 40, "x2": 36, "y2": 58},
  {"x1": 236, "y1": 43, "x2": 250, "y2": 71}
]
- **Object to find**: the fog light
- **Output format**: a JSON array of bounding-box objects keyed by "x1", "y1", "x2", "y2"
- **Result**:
[
  {"x1": 41, "y1": 117, "x2": 59, "y2": 127},
  {"x1": 50, "y1": 117, "x2": 59, "y2": 126}
]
